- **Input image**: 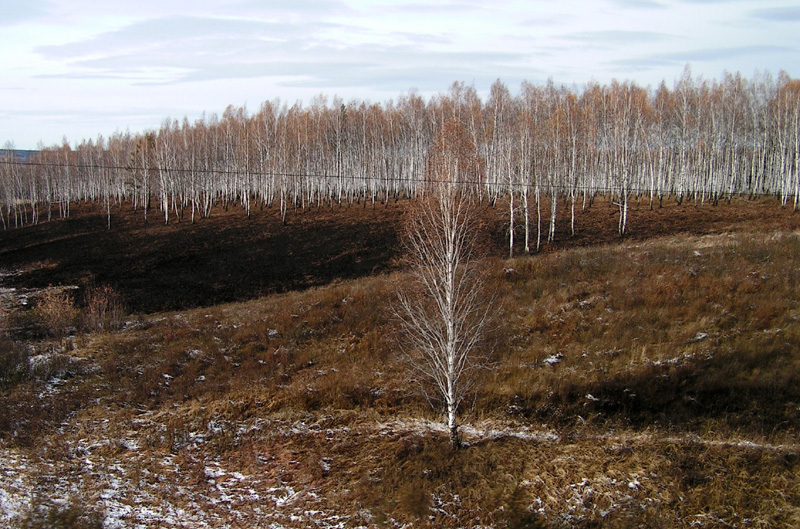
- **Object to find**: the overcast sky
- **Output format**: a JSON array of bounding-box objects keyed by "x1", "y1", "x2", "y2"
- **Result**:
[{"x1": 2, "y1": 0, "x2": 798, "y2": 149}]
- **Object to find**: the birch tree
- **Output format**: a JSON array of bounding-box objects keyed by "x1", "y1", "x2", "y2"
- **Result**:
[
  {"x1": 4, "y1": 70, "x2": 800, "y2": 233},
  {"x1": 396, "y1": 118, "x2": 492, "y2": 450}
]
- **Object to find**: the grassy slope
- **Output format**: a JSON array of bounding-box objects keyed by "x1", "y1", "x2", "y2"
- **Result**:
[{"x1": 1, "y1": 204, "x2": 800, "y2": 527}]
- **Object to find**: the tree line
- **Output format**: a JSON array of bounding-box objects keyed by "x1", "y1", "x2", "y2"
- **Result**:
[{"x1": 1, "y1": 67, "x2": 799, "y2": 252}]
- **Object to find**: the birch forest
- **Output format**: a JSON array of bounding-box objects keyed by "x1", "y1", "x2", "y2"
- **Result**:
[{"x1": 2, "y1": 69, "x2": 799, "y2": 249}]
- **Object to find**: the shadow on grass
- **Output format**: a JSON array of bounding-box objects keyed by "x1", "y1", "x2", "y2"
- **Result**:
[{"x1": 519, "y1": 336, "x2": 800, "y2": 437}]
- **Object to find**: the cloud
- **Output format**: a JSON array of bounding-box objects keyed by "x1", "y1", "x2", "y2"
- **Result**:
[
  {"x1": 610, "y1": 45, "x2": 795, "y2": 72},
  {"x1": 32, "y1": 11, "x2": 533, "y2": 92},
  {"x1": 562, "y1": 30, "x2": 673, "y2": 45},
  {"x1": 35, "y1": 16, "x2": 325, "y2": 60},
  {"x1": 270, "y1": 47, "x2": 530, "y2": 90},
  {"x1": 0, "y1": 0, "x2": 49, "y2": 27},
  {"x1": 5, "y1": 0, "x2": 798, "y2": 149},
  {"x1": 518, "y1": 14, "x2": 574, "y2": 28},
  {"x1": 750, "y1": 6, "x2": 800, "y2": 22},
  {"x1": 675, "y1": 45, "x2": 794, "y2": 62},
  {"x1": 167, "y1": 45, "x2": 528, "y2": 91},
  {"x1": 383, "y1": 1, "x2": 486, "y2": 15},
  {"x1": 608, "y1": 0, "x2": 665, "y2": 9},
  {"x1": 385, "y1": 31, "x2": 451, "y2": 46},
  {"x1": 32, "y1": 14, "x2": 359, "y2": 84},
  {"x1": 233, "y1": 0, "x2": 349, "y2": 14}
]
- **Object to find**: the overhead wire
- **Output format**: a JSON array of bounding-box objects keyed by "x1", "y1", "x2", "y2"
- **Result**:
[{"x1": 0, "y1": 158, "x2": 782, "y2": 197}]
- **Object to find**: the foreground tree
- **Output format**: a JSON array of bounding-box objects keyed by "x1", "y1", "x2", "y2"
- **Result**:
[{"x1": 396, "y1": 119, "x2": 492, "y2": 449}]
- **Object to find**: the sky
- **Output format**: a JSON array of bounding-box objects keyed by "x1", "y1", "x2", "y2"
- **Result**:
[{"x1": 1, "y1": 0, "x2": 798, "y2": 150}]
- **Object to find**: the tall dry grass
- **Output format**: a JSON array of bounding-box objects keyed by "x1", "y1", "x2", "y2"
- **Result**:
[
  {"x1": 483, "y1": 231, "x2": 800, "y2": 440},
  {"x1": 32, "y1": 287, "x2": 79, "y2": 338},
  {"x1": 3, "y1": 230, "x2": 799, "y2": 527}
]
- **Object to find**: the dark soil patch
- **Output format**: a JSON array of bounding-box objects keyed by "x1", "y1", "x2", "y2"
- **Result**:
[
  {"x1": 491, "y1": 194, "x2": 800, "y2": 252},
  {"x1": 0, "y1": 202, "x2": 402, "y2": 313},
  {"x1": 1, "y1": 195, "x2": 797, "y2": 313}
]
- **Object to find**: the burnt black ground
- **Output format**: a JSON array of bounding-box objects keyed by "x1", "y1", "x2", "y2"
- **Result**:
[{"x1": 1, "y1": 195, "x2": 797, "y2": 313}]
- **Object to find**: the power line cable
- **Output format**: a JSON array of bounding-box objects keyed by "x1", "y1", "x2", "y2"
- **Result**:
[{"x1": 0, "y1": 158, "x2": 783, "y2": 196}]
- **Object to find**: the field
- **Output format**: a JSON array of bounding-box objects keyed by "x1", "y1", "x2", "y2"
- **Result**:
[{"x1": 1, "y1": 196, "x2": 799, "y2": 528}]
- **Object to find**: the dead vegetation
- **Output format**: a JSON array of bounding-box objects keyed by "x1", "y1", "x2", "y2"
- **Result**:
[{"x1": 0, "y1": 200, "x2": 799, "y2": 528}]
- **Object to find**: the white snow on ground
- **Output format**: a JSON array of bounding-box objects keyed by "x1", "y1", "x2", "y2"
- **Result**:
[
  {"x1": 542, "y1": 353, "x2": 564, "y2": 366},
  {"x1": 1, "y1": 411, "x2": 796, "y2": 528},
  {"x1": 0, "y1": 411, "x2": 366, "y2": 529},
  {"x1": 0, "y1": 452, "x2": 35, "y2": 523},
  {"x1": 2, "y1": 415, "x2": 558, "y2": 528},
  {"x1": 0, "y1": 443, "x2": 354, "y2": 529},
  {"x1": 590, "y1": 431, "x2": 800, "y2": 452},
  {"x1": 373, "y1": 418, "x2": 560, "y2": 444}
]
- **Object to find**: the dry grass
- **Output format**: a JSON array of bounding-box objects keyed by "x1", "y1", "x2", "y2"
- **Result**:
[
  {"x1": 81, "y1": 285, "x2": 125, "y2": 332},
  {"x1": 16, "y1": 497, "x2": 104, "y2": 529},
  {"x1": 32, "y1": 287, "x2": 79, "y2": 338},
  {"x1": 1, "y1": 230, "x2": 799, "y2": 527},
  {"x1": 486, "y1": 231, "x2": 800, "y2": 440}
]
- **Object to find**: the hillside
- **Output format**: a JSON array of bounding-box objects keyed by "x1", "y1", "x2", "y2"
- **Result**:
[
  {"x1": 1, "y1": 197, "x2": 799, "y2": 528},
  {"x1": 1, "y1": 196, "x2": 797, "y2": 313}
]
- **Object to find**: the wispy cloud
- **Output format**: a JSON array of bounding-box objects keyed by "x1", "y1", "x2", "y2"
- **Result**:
[
  {"x1": 562, "y1": 30, "x2": 673, "y2": 45},
  {"x1": 33, "y1": 15, "x2": 355, "y2": 84},
  {"x1": 35, "y1": 16, "x2": 329, "y2": 59},
  {"x1": 384, "y1": 1, "x2": 487, "y2": 15},
  {"x1": 610, "y1": 45, "x2": 795, "y2": 72},
  {"x1": 233, "y1": 0, "x2": 349, "y2": 14},
  {"x1": 32, "y1": 11, "x2": 532, "y2": 89},
  {"x1": 608, "y1": 0, "x2": 665, "y2": 9},
  {"x1": 2, "y1": 0, "x2": 798, "y2": 148},
  {"x1": 0, "y1": 0, "x2": 49, "y2": 27},
  {"x1": 268, "y1": 46, "x2": 532, "y2": 90},
  {"x1": 672, "y1": 0, "x2": 738, "y2": 3},
  {"x1": 750, "y1": 6, "x2": 800, "y2": 22},
  {"x1": 675, "y1": 45, "x2": 794, "y2": 62}
]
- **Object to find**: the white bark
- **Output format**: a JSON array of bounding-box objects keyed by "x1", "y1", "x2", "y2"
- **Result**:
[{"x1": 396, "y1": 184, "x2": 492, "y2": 450}]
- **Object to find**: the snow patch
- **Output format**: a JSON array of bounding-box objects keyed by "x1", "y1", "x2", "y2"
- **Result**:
[
  {"x1": 689, "y1": 332, "x2": 708, "y2": 343},
  {"x1": 543, "y1": 353, "x2": 564, "y2": 366}
]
